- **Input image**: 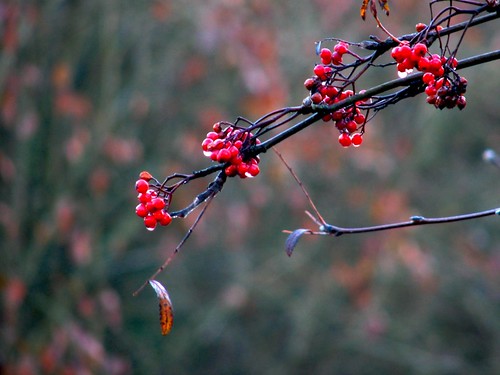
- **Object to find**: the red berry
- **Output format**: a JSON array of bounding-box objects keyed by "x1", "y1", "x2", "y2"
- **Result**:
[
  {"x1": 135, "y1": 179, "x2": 149, "y2": 194},
  {"x1": 399, "y1": 44, "x2": 412, "y2": 59},
  {"x1": 338, "y1": 133, "x2": 352, "y2": 147},
  {"x1": 139, "y1": 171, "x2": 153, "y2": 181},
  {"x1": 313, "y1": 64, "x2": 325, "y2": 79},
  {"x1": 138, "y1": 191, "x2": 152, "y2": 204},
  {"x1": 457, "y1": 95, "x2": 467, "y2": 110},
  {"x1": 415, "y1": 23, "x2": 427, "y2": 32},
  {"x1": 206, "y1": 131, "x2": 219, "y2": 140},
  {"x1": 354, "y1": 113, "x2": 365, "y2": 125},
  {"x1": 346, "y1": 120, "x2": 357, "y2": 133},
  {"x1": 217, "y1": 148, "x2": 232, "y2": 163},
  {"x1": 151, "y1": 197, "x2": 166, "y2": 211},
  {"x1": 212, "y1": 122, "x2": 222, "y2": 133},
  {"x1": 144, "y1": 215, "x2": 157, "y2": 230},
  {"x1": 422, "y1": 72, "x2": 435, "y2": 84},
  {"x1": 135, "y1": 204, "x2": 148, "y2": 218},
  {"x1": 158, "y1": 211, "x2": 172, "y2": 226},
  {"x1": 334, "y1": 42, "x2": 348, "y2": 55},
  {"x1": 237, "y1": 162, "x2": 249, "y2": 176},
  {"x1": 413, "y1": 43, "x2": 428, "y2": 58},
  {"x1": 425, "y1": 84, "x2": 437, "y2": 96},
  {"x1": 351, "y1": 133, "x2": 363, "y2": 147},
  {"x1": 201, "y1": 138, "x2": 212, "y2": 151},
  {"x1": 225, "y1": 165, "x2": 238, "y2": 177},
  {"x1": 304, "y1": 78, "x2": 317, "y2": 91},
  {"x1": 247, "y1": 164, "x2": 260, "y2": 177},
  {"x1": 310, "y1": 92, "x2": 323, "y2": 104},
  {"x1": 319, "y1": 48, "x2": 332, "y2": 64},
  {"x1": 324, "y1": 85, "x2": 339, "y2": 98}
]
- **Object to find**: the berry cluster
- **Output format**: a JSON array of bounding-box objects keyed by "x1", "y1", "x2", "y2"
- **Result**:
[
  {"x1": 201, "y1": 122, "x2": 261, "y2": 178},
  {"x1": 304, "y1": 42, "x2": 367, "y2": 148},
  {"x1": 135, "y1": 172, "x2": 172, "y2": 231},
  {"x1": 424, "y1": 75, "x2": 467, "y2": 110},
  {"x1": 391, "y1": 40, "x2": 467, "y2": 110}
]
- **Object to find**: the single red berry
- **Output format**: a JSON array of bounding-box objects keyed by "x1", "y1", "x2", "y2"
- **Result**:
[
  {"x1": 138, "y1": 191, "x2": 152, "y2": 204},
  {"x1": 144, "y1": 215, "x2": 157, "y2": 230},
  {"x1": 212, "y1": 122, "x2": 222, "y2": 133},
  {"x1": 158, "y1": 211, "x2": 172, "y2": 226},
  {"x1": 354, "y1": 113, "x2": 365, "y2": 125},
  {"x1": 319, "y1": 48, "x2": 332, "y2": 64},
  {"x1": 346, "y1": 120, "x2": 357, "y2": 133},
  {"x1": 237, "y1": 162, "x2": 249, "y2": 177},
  {"x1": 457, "y1": 95, "x2": 467, "y2": 110},
  {"x1": 310, "y1": 92, "x2": 323, "y2": 104},
  {"x1": 448, "y1": 57, "x2": 458, "y2": 69},
  {"x1": 135, "y1": 179, "x2": 149, "y2": 194},
  {"x1": 425, "y1": 84, "x2": 437, "y2": 96},
  {"x1": 206, "y1": 131, "x2": 219, "y2": 140},
  {"x1": 313, "y1": 64, "x2": 325, "y2": 79},
  {"x1": 391, "y1": 46, "x2": 403, "y2": 62},
  {"x1": 135, "y1": 204, "x2": 149, "y2": 218},
  {"x1": 351, "y1": 133, "x2": 363, "y2": 147},
  {"x1": 139, "y1": 171, "x2": 153, "y2": 181},
  {"x1": 247, "y1": 164, "x2": 260, "y2": 177},
  {"x1": 201, "y1": 138, "x2": 212, "y2": 151},
  {"x1": 225, "y1": 164, "x2": 238, "y2": 177},
  {"x1": 331, "y1": 52, "x2": 343, "y2": 65},
  {"x1": 338, "y1": 133, "x2": 352, "y2": 147},
  {"x1": 304, "y1": 78, "x2": 317, "y2": 91},
  {"x1": 413, "y1": 43, "x2": 428, "y2": 58},
  {"x1": 415, "y1": 23, "x2": 427, "y2": 32},
  {"x1": 151, "y1": 197, "x2": 166, "y2": 211},
  {"x1": 399, "y1": 44, "x2": 412, "y2": 60},
  {"x1": 217, "y1": 148, "x2": 232, "y2": 163},
  {"x1": 422, "y1": 72, "x2": 435, "y2": 84},
  {"x1": 334, "y1": 42, "x2": 348, "y2": 55},
  {"x1": 324, "y1": 85, "x2": 339, "y2": 98}
]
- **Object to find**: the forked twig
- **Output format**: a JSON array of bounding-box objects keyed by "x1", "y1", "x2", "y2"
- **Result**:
[{"x1": 133, "y1": 192, "x2": 217, "y2": 296}]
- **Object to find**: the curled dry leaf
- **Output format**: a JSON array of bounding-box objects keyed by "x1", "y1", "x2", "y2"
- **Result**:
[
  {"x1": 149, "y1": 280, "x2": 174, "y2": 335},
  {"x1": 360, "y1": 0, "x2": 390, "y2": 20},
  {"x1": 285, "y1": 229, "x2": 312, "y2": 257}
]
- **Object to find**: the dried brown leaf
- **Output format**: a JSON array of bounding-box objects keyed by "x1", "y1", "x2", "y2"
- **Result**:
[{"x1": 149, "y1": 280, "x2": 174, "y2": 335}]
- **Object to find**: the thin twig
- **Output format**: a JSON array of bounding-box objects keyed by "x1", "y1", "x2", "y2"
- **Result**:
[{"x1": 133, "y1": 193, "x2": 217, "y2": 297}]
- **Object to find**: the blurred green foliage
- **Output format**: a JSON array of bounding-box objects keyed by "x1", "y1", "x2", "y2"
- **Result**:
[{"x1": 1, "y1": 1, "x2": 499, "y2": 374}]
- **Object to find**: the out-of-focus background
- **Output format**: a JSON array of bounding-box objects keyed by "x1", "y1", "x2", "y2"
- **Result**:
[{"x1": 1, "y1": 1, "x2": 499, "y2": 374}]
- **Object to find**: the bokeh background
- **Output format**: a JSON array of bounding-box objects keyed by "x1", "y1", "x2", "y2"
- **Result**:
[{"x1": 1, "y1": 1, "x2": 499, "y2": 374}]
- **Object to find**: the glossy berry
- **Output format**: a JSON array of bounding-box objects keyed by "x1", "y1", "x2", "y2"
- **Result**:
[
  {"x1": 351, "y1": 133, "x2": 363, "y2": 147},
  {"x1": 135, "y1": 179, "x2": 149, "y2": 194},
  {"x1": 135, "y1": 204, "x2": 149, "y2": 218},
  {"x1": 144, "y1": 215, "x2": 157, "y2": 230},
  {"x1": 338, "y1": 133, "x2": 352, "y2": 147}
]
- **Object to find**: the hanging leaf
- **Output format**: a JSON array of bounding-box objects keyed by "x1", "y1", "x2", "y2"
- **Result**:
[
  {"x1": 149, "y1": 280, "x2": 174, "y2": 336},
  {"x1": 360, "y1": 0, "x2": 369, "y2": 20},
  {"x1": 285, "y1": 229, "x2": 311, "y2": 257},
  {"x1": 378, "y1": 0, "x2": 390, "y2": 16},
  {"x1": 360, "y1": 0, "x2": 390, "y2": 20}
]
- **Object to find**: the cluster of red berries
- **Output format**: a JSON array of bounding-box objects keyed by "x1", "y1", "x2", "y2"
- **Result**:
[
  {"x1": 391, "y1": 40, "x2": 467, "y2": 110},
  {"x1": 135, "y1": 172, "x2": 172, "y2": 231},
  {"x1": 423, "y1": 74, "x2": 467, "y2": 110},
  {"x1": 201, "y1": 122, "x2": 261, "y2": 178},
  {"x1": 304, "y1": 42, "x2": 367, "y2": 148}
]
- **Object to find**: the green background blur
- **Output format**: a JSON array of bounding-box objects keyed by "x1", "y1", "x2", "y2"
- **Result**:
[{"x1": 1, "y1": 1, "x2": 499, "y2": 374}]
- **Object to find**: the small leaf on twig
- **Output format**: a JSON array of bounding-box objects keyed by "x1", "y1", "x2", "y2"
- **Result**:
[
  {"x1": 285, "y1": 229, "x2": 311, "y2": 257},
  {"x1": 360, "y1": 0, "x2": 390, "y2": 20},
  {"x1": 149, "y1": 280, "x2": 174, "y2": 336}
]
